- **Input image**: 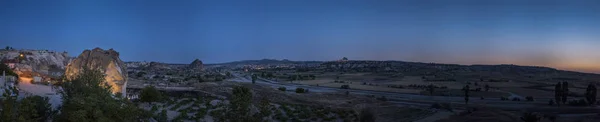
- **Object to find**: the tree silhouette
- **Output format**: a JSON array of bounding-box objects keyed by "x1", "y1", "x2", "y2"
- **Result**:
[
  {"x1": 561, "y1": 82, "x2": 569, "y2": 104},
  {"x1": 554, "y1": 83, "x2": 562, "y2": 106},
  {"x1": 585, "y1": 84, "x2": 597, "y2": 105},
  {"x1": 428, "y1": 84, "x2": 435, "y2": 96},
  {"x1": 140, "y1": 85, "x2": 163, "y2": 103},
  {"x1": 463, "y1": 85, "x2": 470, "y2": 104}
]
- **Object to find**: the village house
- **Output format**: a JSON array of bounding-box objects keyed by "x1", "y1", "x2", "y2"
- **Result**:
[{"x1": 1, "y1": 59, "x2": 19, "y2": 69}]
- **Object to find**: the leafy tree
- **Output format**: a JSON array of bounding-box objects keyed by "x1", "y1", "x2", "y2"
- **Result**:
[
  {"x1": 463, "y1": 85, "x2": 470, "y2": 104},
  {"x1": 5, "y1": 46, "x2": 8, "y2": 50},
  {"x1": 197, "y1": 75, "x2": 204, "y2": 82},
  {"x1": 228, "y1": 86, "x2": 253, "y2": 121},
  {"x1": 251, "y1": 74, "x2": 257, "y2": 84},
  {"x1": 484, "y1": 84, "x2": 490, "y2": 92},
  {"x1": 0, "y1": 63, "x2": 18, "y2": 78},
  {"x1": 585, "y1": 84, "x2": 597, "y2": 105},
  {"x1": 296, "y1": 88, "x2": 307, "y2": 93},
  {"x1": 140, "y1": 85, "x2": 163, "y2": 103},
  {"x1": 226, "y1": 72, "x2": 232, "y2": 77},
  {"x1": 561, "y1": 82, "x2": 569, "y2": 104},
  {"x1": 156, "y1": 110, "x2": 168, "y2": 122},
  {"x1": 136, "y1": 72, "x2": 146, "y2": 78},
  {"x1": 257, "y1": 98, "x2": 272, "y2": 120},
  {"x1": 16, "y1": 96, "x2": 53, "y2": 122},
  {"x1": 278, "y1": 87, "x2": 286, "y2": 91},
  {"x1": 427, "y1": 84, "x2": 435, "y2": 96},
  {"x1": 554, "y1": 83, "x2": 562, "y2": 106},
  {"x1": 215, "y1": 76, "x2": 223, "y2": 81},
  {"x1": 1, "y1": 86, "x2": 19, "y2": 122},
  {"x1": 359, "y1": 108, "x2": 375, "y2": 122},
  {"x1": 55, "y1": 68, "x2": 150, "y2": 122}
]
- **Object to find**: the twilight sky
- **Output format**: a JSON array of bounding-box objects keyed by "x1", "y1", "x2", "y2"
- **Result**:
[{"x1": 1, "y1": 0, "x2": 599, "y2": 73}]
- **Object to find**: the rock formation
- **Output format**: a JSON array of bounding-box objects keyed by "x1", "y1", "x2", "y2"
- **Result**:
[
  {"x1": 64, "y1": 48, "x2": 127, "y2": 94},
  {"x1": 189, "y1": 59, "x2": 203, "y2": 70},
  {"x1": 0, "y1": 49, "x2": 71, "y2": 77}
]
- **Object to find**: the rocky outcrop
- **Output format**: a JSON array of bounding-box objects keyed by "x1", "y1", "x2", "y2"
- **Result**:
[
  {"x1": 189, "y1": 59, "x2": 203, "y2": 70},
  {"x1": 0, "y1": 49, "x2": 71, "y2": 77},
  {"x1": 64, "y1": 48, "x2": 127, "y2": 94}
]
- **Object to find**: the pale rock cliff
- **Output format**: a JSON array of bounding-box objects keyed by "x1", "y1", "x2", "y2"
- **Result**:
[{"x1": 64, "y1": 48, "x2": 127, "y2": 94}]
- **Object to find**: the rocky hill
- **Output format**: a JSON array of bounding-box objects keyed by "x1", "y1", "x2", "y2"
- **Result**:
[
  {"x1": 0, "y1": 49, "x2": 71, "y2": 77},
  {"x1": 64, "y1": 48, "x2": 127, "y2": 94},
  {"x1": 188, "y1": 59, "x2": 203, "y2": 70}
]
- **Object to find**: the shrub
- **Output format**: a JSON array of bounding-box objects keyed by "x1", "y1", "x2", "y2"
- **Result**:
[
  {"x1": 430, "y1": 102, "x2": 452, "y2": 111},
  {"x1": 568, "y1": 99, "x2": 588, "y2": 106},
  {"x1": 512, "y1": 97, "x2": 521, "y2": 101},
  {"x1": 520, "y1": 112, "x2": 541, "y2": 122},
  {"x1": 151, "y1": 105, "x2": 158, "y2": 112},
  {"x1": 296, "y1": 88, "x2": 306, "y2": 93},
  {"x1": 525, "y1": 96, "x2": 534, "y2": 101},
  {"x1": 359, "y1": 108, "x2": 375, "y2": 122},
  {"x1": 140, "y1": 85, "x2": 163, "y2": 103},
  {"x1": 278, "y1": 87, "x2": 287, "y2": 91},
  {"x1": 340, "y1": 85, "x2": 350, "y2": 89}
]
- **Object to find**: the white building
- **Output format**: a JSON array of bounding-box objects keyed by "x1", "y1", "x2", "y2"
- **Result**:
[{"x1": 33, "y1": 76, "x2": 42, "y2": 83}]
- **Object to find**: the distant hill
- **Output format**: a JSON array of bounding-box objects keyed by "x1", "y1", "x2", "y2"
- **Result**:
[{"x1": 215, "y1": 59, "x2": 323, "y2": 65}]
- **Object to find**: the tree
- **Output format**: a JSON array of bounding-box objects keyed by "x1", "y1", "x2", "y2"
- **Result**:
[
  {"x1": 1, "y1": 85, "x2": 19, "y2": 122},
  {"x1": 56, "y1": 68, "x2": 150, "y2": 121},
  {"x1": 463, "y1": 85, "x2": 470, "y2": 104},
  {"x1": 16, "y1": 96, "x2": 53, "y2": 122},
  {"x1": 257, "y1": 98, "x2": 272, "y2": 120},
  {"x1": 585, "y1": 84, "x2": 597, "y2": 105},
  {"x1": 0, "y1": 63, "x2": 19, "y2": 78},
  {"x1": 428, "y1": 84, "x2": 435, "y2": 96},
  {"x1": 251, "y1": 74, "x2": 257, "y2": 84},
  {"x1": 485, "y1": 84, "x2": 490, "y2": 92},
  {"x1": 296, "y1": 88, "x2": 306, "y2": 93},
  {"x1": 5, "y1": 46, "x2": 8, "y2": 50},
  {"x1": 157, "y1": 110, "x2": 168, "y2": 122},
  {"x1": 359, "y1": 108, "x2": 375, "y2": 122},
  {"x1": 228, "y1": 86, "x2": 252, "y2": 121},
  {"x1": 197, "y1": 75, "x2": 204, "y2": 82},
  {"x1": 562, "y1": 82, "x2": 569, "y2": 104},
  {"x1": 226, "y1": 72, "x2": 232, "y2": 77},
  {"x1": 140, "y1": 85, "x2": 163, "y2": 103},
  {"x1": 554, "y1": 83, "x2": 562, "y2": 106}
]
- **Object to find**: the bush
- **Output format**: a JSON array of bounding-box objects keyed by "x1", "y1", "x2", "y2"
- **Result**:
[
  {"x1": 525, "y1": 96, "x2": 534, "y2": 101},
  {"x1": 278, "y1": 87, "x2": 286, "y2": 91},
  {"x1": 376, "y1": 96, "x2": 387, "y2": 101},
  {"x1": 512, "y1": 97, "x2": 521, "y2": 101},
  {"x1": 296, "y1": 88, "x2": 306, "y2": 93},
  {"x1": 340, "y1": 85, "x2": 350, "y2": 89},
  {"x1": 430, "y1": 102, "x2": 452, "y2": 111},
  {"x1": 359, "y1": 108, "x2": 375, "y2": 122},
  {"x1": 151, "y1": 105, "x2": 158, "y2": 112},
  {"x1": 568, "y1": 99, "x2": 588, "y2": 106},
  {"x1": 500, "y1": 96, "x2": 509, "y2": 101},
  {"x1": 140, "y1": 85, "x2": 163, "y2": 103}
]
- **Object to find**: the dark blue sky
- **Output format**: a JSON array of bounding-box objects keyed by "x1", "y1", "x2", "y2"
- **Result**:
[{"x1": 1, "y1": 0, "x2": 599, "y2": 73}]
